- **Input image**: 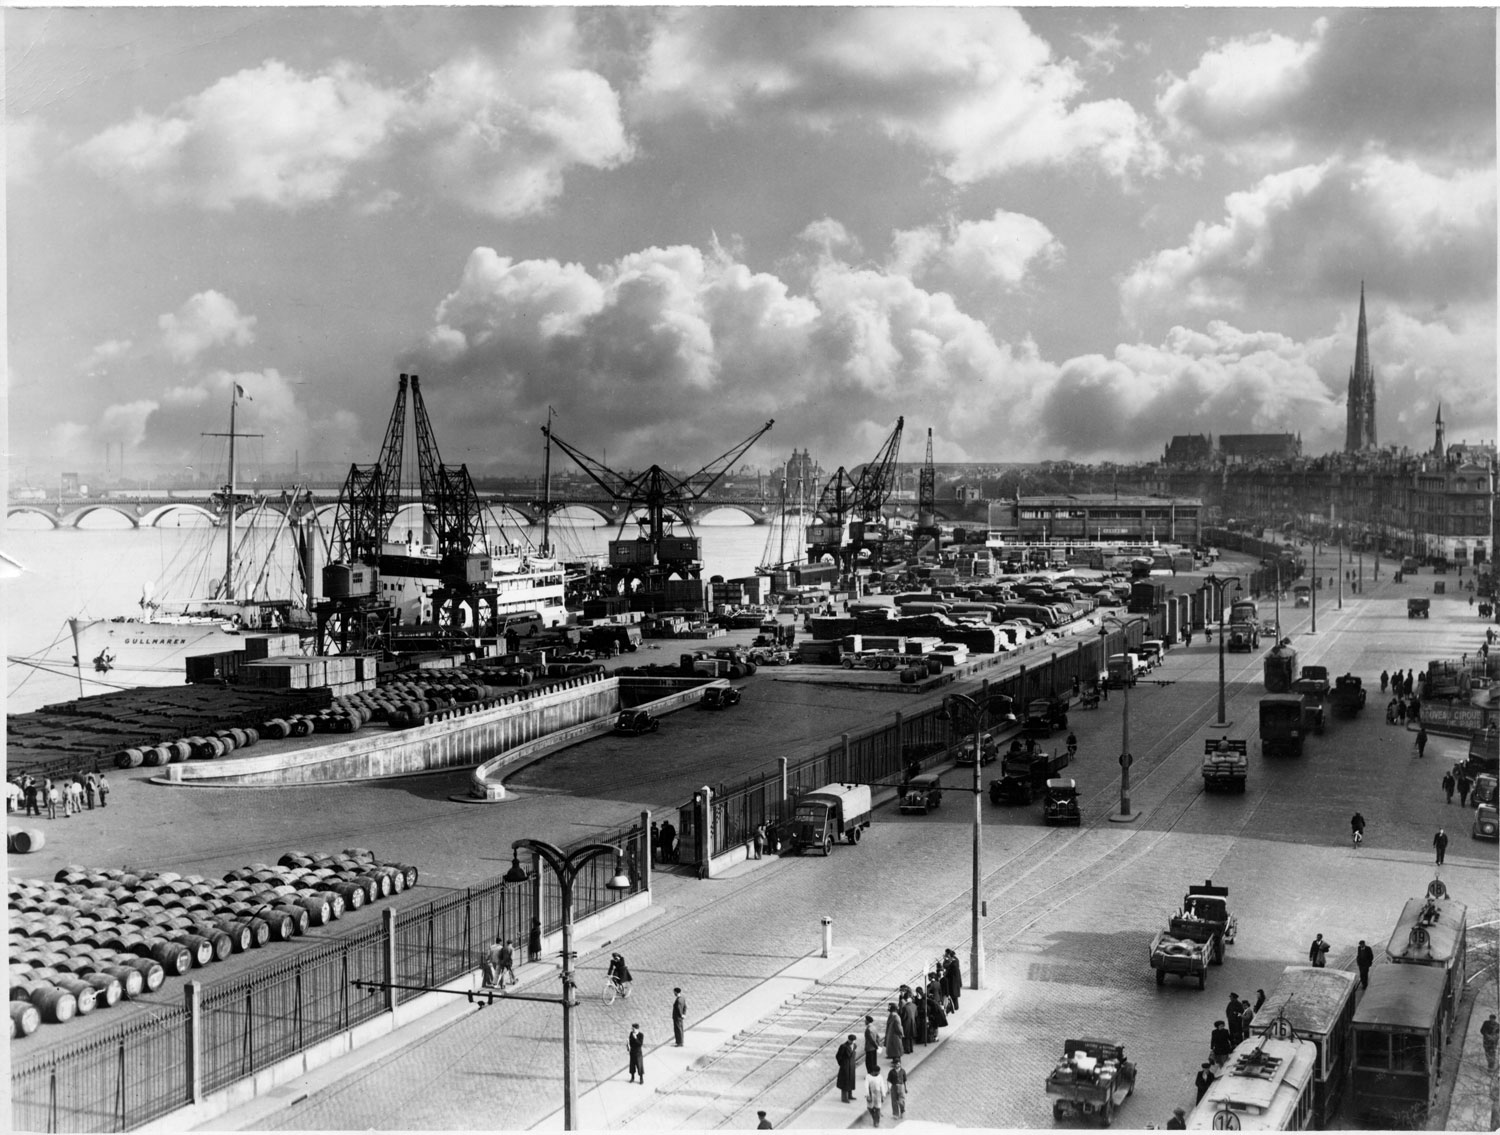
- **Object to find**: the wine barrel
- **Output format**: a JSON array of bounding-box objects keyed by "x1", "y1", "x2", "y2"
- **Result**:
[
  {"x1": 333, "y1": 882, "x2": 365, "y2": 911},
  {"x1": 141, "y1": 746, "x2": 165, "y2": 767},
  {"x1": 92, "y1": 961, "x2": 143, "y2": 999},
  {"x1": 147, "y1": 940, "x2": 192, "y2": 977},
  {"x1": 395, "y1": 863, "x2": 419, "y2": 889},
  {"x1": 29, "y1": 984, "x2": 78, "y2": 1023},
  {"x1": 48, "y1": 976, "x2": 98, "y2": 1015},
  {"x1": 240, "y1": 727, "x2": 259, "y2": 747},
  {"x1": 120, "y1": 956, "x2": 165, "y2": 992},
  {"x1": 115, "y1": 748, "x2": 144, "y2": 769},
  {"x1": 262, "y1": 719, "x2": 290, "y2": 741},
  {"x1": 11, "y1": 830, "x2": 46, "y2": 854},
  {"x1": 80, "y1": 972, "x2": 123, "y2": 1007},
  {"x1": 296, "y1": 896, "x2": 332, "y2": 926},
  {"x1": 11, "y1": 1000, "x2": 41, "y2": 1037}
]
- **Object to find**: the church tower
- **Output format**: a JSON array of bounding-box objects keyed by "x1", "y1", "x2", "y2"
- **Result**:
[
  {"x1": 1344, "y1": 284, "x2": 1376, "y2": 451},
  {"x1": 1432, "y1": 403, "x2": 1446, "y2": 458}
]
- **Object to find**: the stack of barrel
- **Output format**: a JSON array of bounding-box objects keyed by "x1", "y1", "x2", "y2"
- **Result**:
[{"x1": 7, "y1": 849, "x2": 418, "y2": 1037}]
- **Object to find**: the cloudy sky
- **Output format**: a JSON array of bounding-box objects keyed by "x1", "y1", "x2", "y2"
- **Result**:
[{"x1": 7, "y1": 6, "x2": 1496, "y2": 482}]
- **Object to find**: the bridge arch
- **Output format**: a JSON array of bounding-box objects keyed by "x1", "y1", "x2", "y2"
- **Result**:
[
  {"x1": 692, "y1": 504, "x2": 768, "y2": 525},
  {"x1": 61, "y1": 503, "x2": 141, "y2": 529},
  {"x1": 138, "y1": 503, "x2": 219, "y2": 528},
  {"x1": 6, "y1": 504, "x2": 62, "y2": 528}
]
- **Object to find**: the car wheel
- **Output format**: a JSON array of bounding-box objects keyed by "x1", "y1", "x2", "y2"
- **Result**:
[
  {"x1": 1198, "y1": 972, "x2": 1206, "y2": 990},
  {"x1": 823, "y1": 838, "x2": 833, "y2": 857}
]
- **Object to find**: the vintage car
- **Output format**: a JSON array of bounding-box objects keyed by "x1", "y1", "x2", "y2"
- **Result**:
[
  {"x1": 699, "y1": 686, "x2": 742, "y2": 709},
  {"x1": 1473, "y1": 801, "x2": 1498, "y2": 841},
  {"x1": 1042, "y1": 778, "x2": 1081, "y2": 826},
  {"x1": 1045, "y1": 1038, "x2": 1137, "y2": 1126},
  {"x1": 1407, "y1": 597, "x2": 1431, "y2": 618},
  {"x1": 1023, "y1": 697, "x2": 1069, "y2": 737},
  {"x1": 614, "y1": 710, "x2": 659, "y2": 735},
  {"x1": 898, "y1": 772, "x2": 943, "y2": 815},
  {"x1": 1294, "y1": 584, "x2": 1311, "y2": 607},
  {"x1": 954, "y1": 731, "x2": 999, "y2": 767}
]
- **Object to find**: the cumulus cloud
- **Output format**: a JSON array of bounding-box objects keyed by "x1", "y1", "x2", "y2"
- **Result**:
[
  {"x1": 159, "y1": 291, "x2": 257, "y2": 363},
  {"x1": 73, "y1": 16, "x2": 632, "y2": 219},
  {"x1": 889, "y1": 210, "x2": 1061, "y2": 292},
  {"x1": 632, "y1": 8, "x2": 1165, "y2": 185},
  {"x1": 75, "y1": 61, "x2": 403, "y2": 210},
  {"x1": 98, "y1": 400, "x2": 160, "y2": 448},
  {"x1": 1158, "y1": 11, "x2": 1495, "y2": 164},
  {"x1": 1120, "y1": 156, "x2": 1496, "y2": 328},
  {"x1": 80, "y1": 338, "x2": 134, "y2": 375}
]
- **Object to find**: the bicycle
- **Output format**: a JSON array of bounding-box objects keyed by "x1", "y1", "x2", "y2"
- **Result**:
[{"x1": 604, "y1": 976, "x2": 632, "y2": 1004}]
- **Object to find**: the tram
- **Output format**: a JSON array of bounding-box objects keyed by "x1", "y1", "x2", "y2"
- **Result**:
[
  {"x1": 1384, "y1": 886, "x2": 1467, "y2": 1043},
  {"x1": 1187, "y1": 1017, "x2": 1316, "y2": 1130},
  {"x1": 1253, "y1": 966, "x2": 1357, "y2": 1128},
  {"x1": 1349, "y1": 964, "x2": 1448, "y2": 1126}
]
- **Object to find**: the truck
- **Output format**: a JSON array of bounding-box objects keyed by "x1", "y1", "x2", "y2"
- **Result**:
[
  {"x1": 1148, "y1": 928, "x2": 1214, "y2": 989},
  {"x1": 1022, "y1": 696, "x2": 1069, "y2": 737},
  {"x1": 989, "y1": 744, "x2": 1071, "y2": 805},
  {"x1": 1045, "y1": 1038, "x2": 1138, "y2": 1125},
  {"x1": 1226, "y1": 621, "x2": 1259, "y2": 652},
  {"x1": 1106, "y1": 653, "x2": 1139, "y2": 689},
  {"x1": 1229, "y1": 598, "x2": 1260, "y2": 627},
  {"x1": 1260, "y1": 694, "x2": 1307, "y2": 756},
  {"x1": 788, "y1": 783, "x2": 872, "y2": 855},
  {"x1": 1330, "y1": 674, "x2": 1367, "y2": 716},
  {"x1": 1407, "y1": 597, "x2": 1431, "y2": 619},
  {"x1": 1465, "y1": 728, "x2": 1499, "y2": 777},
  {"x1": 1402, "y1": 556, "x2": 1420, "y2": 574},
  {"x1": 1291, "y1": 671, "x2": 1329, "y2": 735},
  {"x1": 840, "y1": 651, "x2": 901, "y2": 671},
  {"x1": 1128, "y1": 580, "x2": 1166, "y2": 614},
  {"x1": 1202, "y1": 738, "x2": 1249, "y2": 793},
  {"x1": 1169, "y1": 880, "x2": 1237, "y2": 965},
  {"x1": 1264, "y1": 641, "x2": 1298, "y2": 693}
]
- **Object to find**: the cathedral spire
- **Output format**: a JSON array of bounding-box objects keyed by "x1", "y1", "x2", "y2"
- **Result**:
[
  {"x1": 1433, "y1": 402, "x2": 1445, "y2": 457},
  {"x1": 1344, "y1": 282, "x2": 1376, "y2": 452}
]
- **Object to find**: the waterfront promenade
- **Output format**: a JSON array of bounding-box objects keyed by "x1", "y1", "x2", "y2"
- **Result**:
[{"x1": 12, "y1": 558, "x2": 1498, "y2": 1130}]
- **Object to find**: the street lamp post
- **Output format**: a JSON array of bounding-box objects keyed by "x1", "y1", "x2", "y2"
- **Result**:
[
  {"x1": 504, "y1": 839, "x2": 633, "y2": 1130},
  {"x1": 1099, "y1": 620, "x2": 1134, "y2": 818},
  {"x1": 946, "y1": 682, "x2": 1004, "y2": 992},
  {"x1": 1337, "y1": 532, "x2": 1343, "y2": 610},
  {"x1": 1203, "y1": 574, "x2": 1240, "y2": 728},
  {"x1": 1310, "y1": 538, "x2": 1319, "y2": 634}
]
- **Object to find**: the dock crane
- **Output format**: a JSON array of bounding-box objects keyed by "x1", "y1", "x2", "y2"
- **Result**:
[
  {"x1": 912, "y1": 427, "x2": 942, "y2": 560},
  {"x1": 543, "y1": 420, "x2": 774, "y2": 607},
  {"x1": 807, "y1": 416, "x2": 904, "y2": 570},
  {"x1": 317, "y1": 374, "x2": 496, "y2": 653}
]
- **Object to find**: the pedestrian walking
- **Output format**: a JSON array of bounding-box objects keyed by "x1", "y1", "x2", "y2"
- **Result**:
[
  {"x1": 1226, "y1": 993, "x2": 1245, "y2": 1045},
  {"x1": 23, "y1": 778, "x2": 39, "y2": 817},
  {"x1": 752, "y1": 822, "x2": 766, "y2": 860},
  {"x1": 1350, "y1": 812, "x2": 1366, "y2": 847},
  {"x1": 627, "y1": 1023, "x2": 645, "y2": 1082},
  {"x1": 756, "y1": 1111, "x2": 773, "y2": 1129},
  {"x1": 1433, "y1": 828, "x2": 1448, "y2": 865},
  {"x1": 1356, "y1": 940, "x2": 1374, "y2": 989},
  {"x1": 836, "y1": 1035, "x2": 858, "y2": 1101},
  {"x1": 1405, "y1": 671, "x2": 1414, "y2": 697},
  {"x1": 911, "y1": 989, "x2": 928, "y2": 1046},
  {"x1": 671, "y1": 987, "x2": 687, "y2": 1045},
  {"x1": 1184, "y1": 629, "x2": 1193, "y2": 648},
  {"x1": 47, "y1": 783, "x2": 60, "y2": 820},
  {"x1": 1416, "y1": 727, "x2": 1428, "y2": 758},
  {"x1": 84, "y1": 772, "x2": 97, "y2": 810},
  {"x1": 650, "y1": 821, "x2": 660, "y2": 863},
  {"x1": 1194, "y1": 1062, "x2": 1215, "y2": 1102},
  {"x1": 1380, "y1": 669, "x2": 1389, "y2": 694},
  {"x1": 1166, "y1": 1106, "x2": 1187, "y2": 1129},
  {"x1": 97, "y1": 772, "x2": 109, "y2": 808},
  {"x1": 1458, "y1": 773, "x2": 1473, "y2": 807},
  {"x1": 943, "y1": 948, "x2": 962, "y2": 1011},
  {"x1": 1397, "y1": 699, "x2": 1407, "y2": 725},
  {"x1": 887, "y1": 1059, "x2": 907, "y2": 1118},
  {"x1": 1210, "y1": 1020, "x2": 1233, "y2": 1068},
  {"x1": 1481, "y1": 1013, "x2": 1498, "y2": 1072},
  {"x1": 483, "y1": 936, "x2": 504, "y2": 987},
  {"x1": 1443, "y1": 771, "x2": 1456, "y2": 803},
  {"x1": 1309, "y1": 933, "x2": 1330, "y2": 968},
  {"x1": 884, "y1": 1002, "x2": 904, "y2": 1063},
  {"x1": 499, "y1": 939, "x2": 516, "y2": 986},
  {"x1": 863, "y1": 1015, "x2": 880, "y2": 1074},
  {"x1": 1386, "y1": 697, "x2": 1399, "y2": 724},
  {"x1": 865, "y1": 1067, "x2": 886, "y2": 1127}
]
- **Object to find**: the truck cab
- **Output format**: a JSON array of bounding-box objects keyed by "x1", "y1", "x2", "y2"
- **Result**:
[
  {"x1": 1260, "y1": 694, "x2": 1307, "y2": 756},
  {"x1": 1106, "y1": 653, "x2": 1138, "y2": 689}
]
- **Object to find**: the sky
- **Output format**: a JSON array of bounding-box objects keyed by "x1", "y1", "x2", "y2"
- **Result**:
[{"x1": 6, "y1": 6, "x2": 1497, "y2": 484}]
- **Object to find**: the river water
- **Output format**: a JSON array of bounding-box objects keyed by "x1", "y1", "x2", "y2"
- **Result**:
[{"x1": 4, "y1": 508, "x2": 780, "y2": 713}]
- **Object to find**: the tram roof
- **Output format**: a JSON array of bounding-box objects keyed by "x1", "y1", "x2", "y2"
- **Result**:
[
  {"x1": 1352, "y1": 965, "x2": 1447, "y2": 1031},
  {"x1": 1385, "y1": 894, "x2": 1467, "y2": 965},
  {"x1": 1258, "y1": 966, "x2": 1358, "y2": 1033},
  {"x1": 1194, "y1": 1035, "x2": 1314, "y2": 1118}
]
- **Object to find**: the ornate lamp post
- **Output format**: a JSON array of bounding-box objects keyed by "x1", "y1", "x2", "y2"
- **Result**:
[
  {"x1": 1098, "y1": 619, "x2": 1138, "y2": 819},
  {"x1": 504, "y1": 839, "x2": 632, "y2": 1130},
  {"x1": 1310, "y1": 537, "x2": 1319, "y2": 634},
  {"x1": 945, "y1": 682, "x2": 1009, "y2": 991},
  {"x1": 1203, "y1": 574, "x2": 1241, "y2": 728}
]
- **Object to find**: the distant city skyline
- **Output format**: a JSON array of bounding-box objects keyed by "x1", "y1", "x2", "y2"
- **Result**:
[{"x1": 7, "y1": 8, "x2": 1495, "y2": 483}]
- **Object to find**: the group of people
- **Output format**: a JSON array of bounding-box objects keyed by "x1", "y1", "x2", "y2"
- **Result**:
[
  {"x1": 649, "y1": 819, "x2": 679, "y2": 864},
  {"x1": 1205, "y1": 989, "x2": 1267, "y2": 1071},
  {"x1": 9, "y1": 771, "x2": 109, "y2": 818},
  {"x1": 1441, "y1": 769, "x2": 1478, "y2": 806},
  {"x1": 835, "y1": 948, "x2": 964, "y2": 1126}
]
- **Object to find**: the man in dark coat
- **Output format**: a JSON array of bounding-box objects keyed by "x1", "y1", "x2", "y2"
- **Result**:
[
  {"x1": 672, "y1": 987, "x2": 688, "y2": 1045},
  {"x1": 943, "y1": 950, "x2": 962, "y2": 1010},
  {"x1": 899, "y1": 991, "x2": 917, "y2": 1053},
  {"x1": 836, "y1": 1035, "x2": 858, "y2": 1101},
  {"x1": 911, "y1": 989, "x2": 928, "y2": 1045},
  {"x1": 884, "y1": 1003, "x2": 904, "y2": 1063},
  {"x1": 1458, "y1": 774, "x2": 1473, "y2": 807},
  {"x1": 863, "y1": 1015, "x2": 880, "y2": 1075},
  {"x1": 626, "y1": 1023, "x2": 645, "y2": 1083},
  {"x1": 1225, "y1": 994, "x2": 1245, "y2": 1045},
  {"x1": 1355, "y1": 940, "x2": 1375, "y2": 989},
  {"x1": 1194, "y1": 1062, "x2": 1215, "y2": 1101},
  {"x1": 1434, "y1": 828, "x2": 1449, "y2": 865},
  {"x1": 1210, "y1": 1020, "x2": 1233, "y2": 1067}
]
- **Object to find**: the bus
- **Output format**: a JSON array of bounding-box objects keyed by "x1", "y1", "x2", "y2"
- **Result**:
[
  {"x1": 1350, "y1": 964, "x2": 1447, "y2": 1126},
  {"x1": 1254, "y1": 966, "x2": 1357, "y2": 1128},
  {"x1": 1384, "y1": 888, "x2": 1467, "y2": 1043},
  {"x1": 1188, "y1": 1023, "x2": 1316, "y2": 1130}
]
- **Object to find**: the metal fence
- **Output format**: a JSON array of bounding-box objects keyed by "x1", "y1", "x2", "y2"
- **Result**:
[
  {"x1": 9, "y1": 821, "x2": 648, "y2": 1133},
  {"x1": 709, "y1": 618, "x2": 1151, "y2": 857}
]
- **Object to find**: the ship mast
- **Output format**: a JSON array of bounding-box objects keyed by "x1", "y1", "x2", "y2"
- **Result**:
[
  {"x1": 203, "y1": 384, "x2": 261, "y2": 602},
  {"x1": 542, "y1": 406, "x2": 554, "y2": 557}
]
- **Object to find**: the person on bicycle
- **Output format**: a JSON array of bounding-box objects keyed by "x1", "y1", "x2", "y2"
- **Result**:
[
  {"x1": 607, "y1": 952, "x2": 632, "y2": 995},
  {"x1": 1350, "y1": 812, "x2": 1366, "y2": 845},
  {"x1": 1065, "y1": 732, "x2": 1078, "y2": 758}
]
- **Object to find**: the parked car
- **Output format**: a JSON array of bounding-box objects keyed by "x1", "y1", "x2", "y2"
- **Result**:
[
  {"x1": 898, "y1": 772, "x2": 943, "y2": 814},
  {"x1": 614, "y1": 710, "x2": 659, "y2": 735},
  {"x1": 1043, "y1": 778, "x2": 1082, "y2": 826},
  {"x1": 699, "y1": 686, "x2": 741, "y2": 709}
]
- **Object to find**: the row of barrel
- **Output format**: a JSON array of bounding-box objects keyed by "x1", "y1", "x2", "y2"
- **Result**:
[{"x1": 8, "y1": 848, "x2": 418, "y2": 1037}]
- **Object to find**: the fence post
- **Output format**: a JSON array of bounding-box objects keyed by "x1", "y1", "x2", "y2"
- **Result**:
[
  {"x1": 893, "y1": 711, "x2": 904, "y2": 766},
  {"x1": 640, "y1": 809, "x2": 652, "y2": 892},
  {"x1": 383, "y1": 907, "x2": 398, "y2": 1013},
  {"x1": 779, "y1": 756, "x2": 788, "y2": 811},
  {"x1": 185, "y1": 980, "x2": 203, "y2": 1105},
  {"x1": 841, "y1": 733, "x2": 850, "y2": 782}
]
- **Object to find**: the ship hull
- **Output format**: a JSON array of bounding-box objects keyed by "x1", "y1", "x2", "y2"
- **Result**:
[{"x1": 69, "y1": 617, "x2": 255, "y2": 686}]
